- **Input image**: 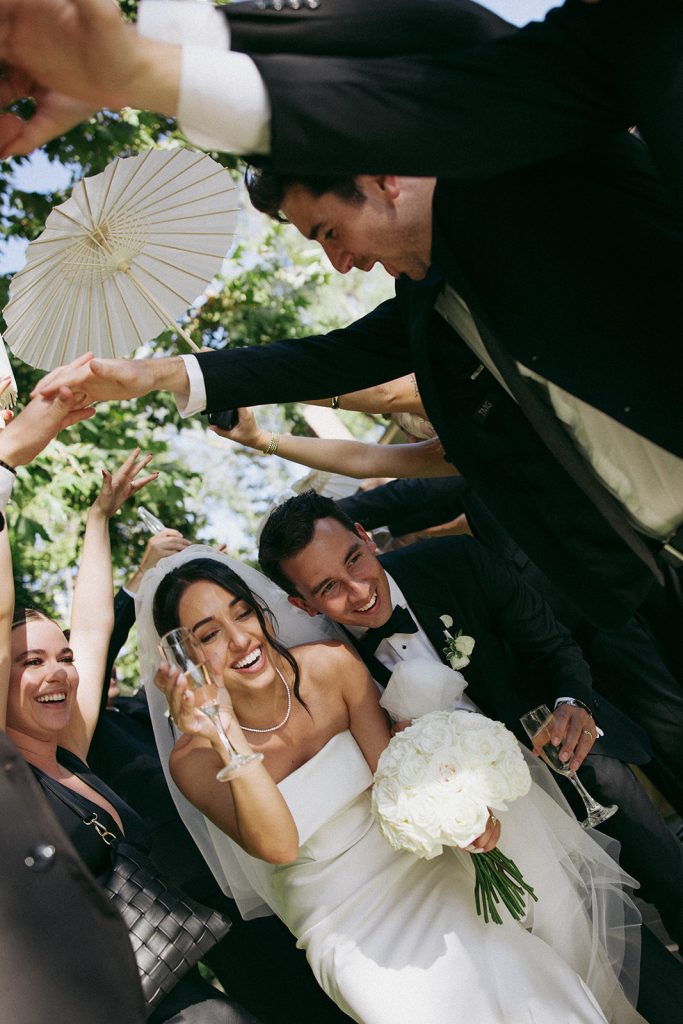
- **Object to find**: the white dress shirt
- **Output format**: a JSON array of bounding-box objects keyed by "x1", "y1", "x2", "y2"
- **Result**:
[
  {"x1": 344, "y1": 572, "x2": 480, "y2": 713},
  {"x1": 137, "y1": 0, "x2": 270, "y2": 154}
]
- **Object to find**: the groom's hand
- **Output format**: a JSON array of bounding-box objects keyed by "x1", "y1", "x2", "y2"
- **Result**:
[{"x1": 551, "y1": 703, "x2": 596, "y2": 772}]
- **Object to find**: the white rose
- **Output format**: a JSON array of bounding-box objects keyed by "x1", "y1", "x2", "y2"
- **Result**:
[
  {"x1": 411, "y1": 714, "x2": 453, "y2": 757},
  {"x1": 448, "y1": 651, "x2": 470, "y2": 670},
  {"x1": 439, "y1": 790, "x2": 490, "y2": 848},
  {"x1": 440, "y1": 614, "x2": 454, "y2": 630},
  {"x1": 455, "y1": 635, "x2": 475, "y2": 657},
  {"x1": 406, "y1": 788, "x2": 448, "y2": 840}
]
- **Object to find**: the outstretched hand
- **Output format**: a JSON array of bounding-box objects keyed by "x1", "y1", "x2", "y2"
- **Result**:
[
  {"x1": 0, "y1": 381, "x2": 95, "y2": 468},
  {"x1": 0, "y1": 93, "x2": 96, "y2": 159},
  {"x1": 95, "y1": 447, "x2": 157, "y2": 519},
  {"x1": 0, "y1": 0, "x2": 181, "y2": 156},
  {"x1": 209, "y1": 407, "x2": 268, "y2": 451},
  {"x1": 139, "y1": 529, "x2": 191, "y2": 573},
  {"x1": 33, "y1": 353, "x2": 158, "y2": 404}
]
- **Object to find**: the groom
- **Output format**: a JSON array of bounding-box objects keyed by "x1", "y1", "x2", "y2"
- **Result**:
[{"x1": 257, "y1": 490, "x2": 683, "y2": 957}]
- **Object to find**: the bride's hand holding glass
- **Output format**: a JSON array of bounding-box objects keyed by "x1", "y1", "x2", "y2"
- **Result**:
[
  {"x1": 156, "y1": 627, "x2": 263, "y2": 780},
  {"x1": 155, "y1": 661, "x2": 232, "y2": 743}
]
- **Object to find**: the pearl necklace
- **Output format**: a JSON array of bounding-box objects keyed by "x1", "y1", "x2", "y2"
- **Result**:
[{"x1": 239, "y1": 667, "x2": 292, "y2": 733}]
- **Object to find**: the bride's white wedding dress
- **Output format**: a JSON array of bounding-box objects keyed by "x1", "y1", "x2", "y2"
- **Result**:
[{"x1": 221, "y1": 731, "x2": 644, "y2": 1024}]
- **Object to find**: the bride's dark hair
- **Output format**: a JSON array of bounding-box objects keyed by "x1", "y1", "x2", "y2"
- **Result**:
[{"x1": 152, "y1": 558, "x2": 303, "y2": 704}]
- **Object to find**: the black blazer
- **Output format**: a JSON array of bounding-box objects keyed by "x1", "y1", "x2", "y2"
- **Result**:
[
  {"x1": 352, "y1": 537, "x2": 650, "y2": 764},
  {"x1": 0, "y1": 735, "x2": 146, "y2": 1024},
  {"x1": 225, "y1": 0, "x2": 683, "y2": 201}
]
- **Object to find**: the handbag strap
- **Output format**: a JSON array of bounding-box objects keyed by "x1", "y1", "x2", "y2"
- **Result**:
[{"x1": 32, "y1": 768, "x2": 121, "y2": 848}]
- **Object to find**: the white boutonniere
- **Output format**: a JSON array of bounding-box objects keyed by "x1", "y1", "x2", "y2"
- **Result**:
[{"x1": 439, "y1": 614, "x2": 475, "y2": 670}]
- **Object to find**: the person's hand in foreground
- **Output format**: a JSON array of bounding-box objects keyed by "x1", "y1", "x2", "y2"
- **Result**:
[
  {"x1": 209, "y1": 407, "x2": 269, "y2": 451},
  {"x1": 0, "y1": 0, "x2": 181, "y2": 157}
]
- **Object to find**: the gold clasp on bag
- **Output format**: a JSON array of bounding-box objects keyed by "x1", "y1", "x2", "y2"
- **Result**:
[{"x1": 83, "y1": 811, "x2": 117, "y2": 846}]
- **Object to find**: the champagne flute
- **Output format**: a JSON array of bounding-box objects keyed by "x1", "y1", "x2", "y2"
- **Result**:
[
  {"x1": 520, "y1": 704, "x2": 617, "y2": 828},
  {"x1": 138, "y1": 505, "x2": 166, "y2": 534},
  {"x1": 160, "y1": 627, "x2": 263, "y2": 781}
]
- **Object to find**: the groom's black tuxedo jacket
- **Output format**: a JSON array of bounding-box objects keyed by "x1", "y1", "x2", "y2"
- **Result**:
[{"x1": 354, "y1": 537, "x2": 650, "y2": 765}]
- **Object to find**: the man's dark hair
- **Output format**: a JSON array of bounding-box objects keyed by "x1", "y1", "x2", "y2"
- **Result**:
[
  {"x1": 258, "y1": 491, "x2": 357, "y2": 596},
  {"x1": 245, "y1": 164, "x2": 366, "y2": 222}
]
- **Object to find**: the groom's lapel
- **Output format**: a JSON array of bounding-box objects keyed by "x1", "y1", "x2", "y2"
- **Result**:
[{"x1": 380, "y1": 553, "x2": 465, "y2": 668}]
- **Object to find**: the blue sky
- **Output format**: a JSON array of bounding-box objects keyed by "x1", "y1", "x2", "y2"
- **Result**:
[{"x1": 0, "y1": 0, "x2": 559, "y2": 274}]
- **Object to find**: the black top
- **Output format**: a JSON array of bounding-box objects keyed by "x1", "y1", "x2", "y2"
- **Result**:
[{"x1": 31, "y1": 748, "x2": 150, "y2": 879}]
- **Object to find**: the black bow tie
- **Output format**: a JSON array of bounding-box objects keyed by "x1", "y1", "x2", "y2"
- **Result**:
[{"x1": 357, "y1": 605, "x2": 418, "y2": 656}]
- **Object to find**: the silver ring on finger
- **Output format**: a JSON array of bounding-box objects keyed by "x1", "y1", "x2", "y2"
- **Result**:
[{"x1": 582, "y1": 728, "x2": 594, "y2": 742}]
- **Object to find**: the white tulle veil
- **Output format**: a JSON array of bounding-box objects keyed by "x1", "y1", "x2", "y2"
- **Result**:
[{"x1": 135, "y1": 543, "x2": 343, "y2": 919}]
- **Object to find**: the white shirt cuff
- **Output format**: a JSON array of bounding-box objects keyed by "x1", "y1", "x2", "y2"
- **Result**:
[
  {"x1": 179, "y1": 47, "x2": 271, "y2": 155},
  {"x1": 177, "y1": 355, "x2": 207, "y2": 418},
  {"x1": 0, "y1": 465, "x2": 15, "y2": 512},
  {"x1": 137, "y1": 0, "x2": 230, "y2": 49}
]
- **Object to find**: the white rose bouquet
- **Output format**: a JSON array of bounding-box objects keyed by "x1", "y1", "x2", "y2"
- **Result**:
[{"x1": 372, "y1": 708, "x2": 538, "y2": 924}]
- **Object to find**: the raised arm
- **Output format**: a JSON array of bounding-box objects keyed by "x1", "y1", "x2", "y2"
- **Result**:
[
  {"x1": 212, "y1": 407, "x2": 456, "y2": 480},
  {"x1": 0, "y1": 377, "x2": 95, "y2": 729},
  {"x1": 61, "y1": 449, "x2": 156, "y2": 759},
  {"x1": 157, "y1": 664, "x2": 299, "y2": 863}
]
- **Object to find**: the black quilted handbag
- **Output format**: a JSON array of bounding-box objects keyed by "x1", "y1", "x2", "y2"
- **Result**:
[
  {"x1": 104, "y1": 841, "x2": 231, "y2": 1016},
  {"x1": 36, "y1": 774, "x2": 231, "y2": 1018}
]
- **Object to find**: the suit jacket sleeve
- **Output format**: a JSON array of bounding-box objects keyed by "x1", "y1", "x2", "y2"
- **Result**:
[
  {"x1": 455, "y1": 537, "x2": 595, "y2": 710},
  {"x1": 223, "y1": 0, "x2": 643, "y2": 178},
  {"x1": 194, "y1": 297, "x2": 413, "y2": 412},
  {"x1": 100, "y1": 589, "x2": 137, "y2": 714}
]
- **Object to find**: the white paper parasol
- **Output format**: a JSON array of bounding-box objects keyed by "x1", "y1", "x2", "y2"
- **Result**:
[{"x1": 3, "y1": 148, "x2": 239, "y2": 371}]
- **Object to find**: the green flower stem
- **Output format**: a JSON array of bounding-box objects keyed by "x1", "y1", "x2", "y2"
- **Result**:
[{"x1": 472, "y1": 849, "x2": 538, "y2": 925}]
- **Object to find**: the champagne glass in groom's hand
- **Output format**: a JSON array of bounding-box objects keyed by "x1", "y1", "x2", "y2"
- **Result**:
[
  {"x1": 160, "y1": 627, "x2": 263, "y2": 781},
  {"x1": 520, "y1": 704, "x2": 617, "y2": 829}
]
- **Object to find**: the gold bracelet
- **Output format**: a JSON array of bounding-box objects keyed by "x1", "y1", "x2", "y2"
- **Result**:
[
  {"x1": 262, "y1": 432, "x2": 280, "y2": 456},
  {"x1": 331, "y1": 396, "x2": 341, "y2": 410}
]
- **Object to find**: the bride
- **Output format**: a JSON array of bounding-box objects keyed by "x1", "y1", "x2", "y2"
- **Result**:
[{"x1": 137, "y1": 546, "x2": 645, "y2": 1024}]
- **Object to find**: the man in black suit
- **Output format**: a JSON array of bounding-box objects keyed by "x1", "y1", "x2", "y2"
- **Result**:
[
  {"x1": 1, "y1": 0, "x2": 683, "y2": 200},
  {"x1": 339, "y1": 476, "x2": 683, "y2": 814},
  {"x1": 257, "y1": 490, "x2": 683, "y2": 958}
]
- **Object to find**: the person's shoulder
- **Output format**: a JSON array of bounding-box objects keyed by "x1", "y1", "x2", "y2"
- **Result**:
[{"x1": 292, "y1": 638, "x2": 360, "y2": 672}]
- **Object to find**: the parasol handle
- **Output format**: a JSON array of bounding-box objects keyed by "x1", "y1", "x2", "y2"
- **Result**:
[{"x1": 122, "y1": 268, "x2": 201, "y2": 353}]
